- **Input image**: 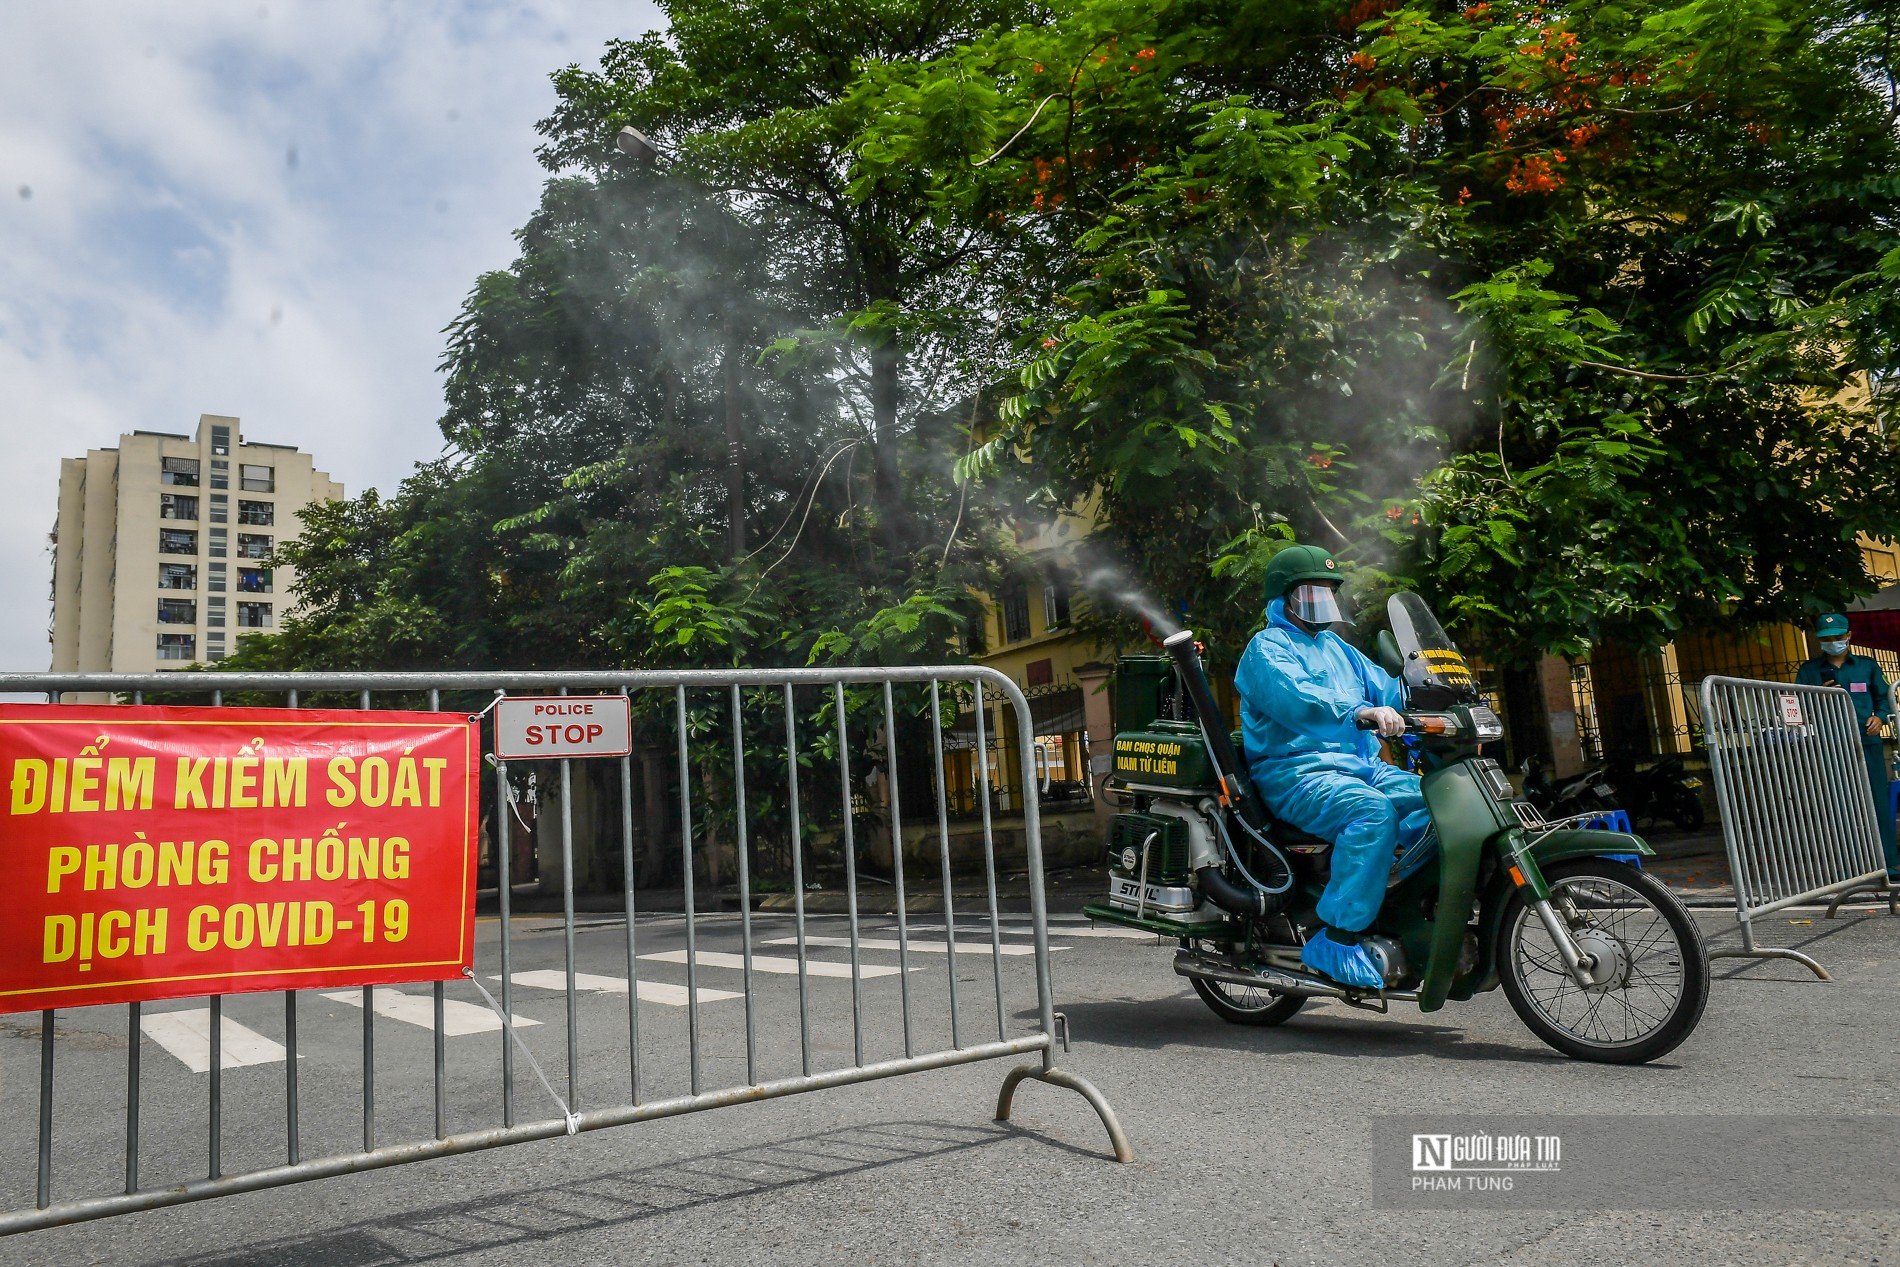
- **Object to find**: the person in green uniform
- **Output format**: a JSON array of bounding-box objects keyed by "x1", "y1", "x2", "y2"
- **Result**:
[{"x1": 1796, "y1": 613, "x2": 1899, "y2": 881}]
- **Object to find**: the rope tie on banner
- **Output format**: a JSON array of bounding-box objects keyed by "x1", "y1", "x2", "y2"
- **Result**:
[{"x1": 462, "y1": 968, "x2": 580, "y2": 1135}]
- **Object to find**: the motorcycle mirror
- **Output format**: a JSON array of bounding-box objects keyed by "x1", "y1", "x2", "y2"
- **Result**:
[{"x1": 1374, "y1": 629, "x2": 1404, "y2": 679}]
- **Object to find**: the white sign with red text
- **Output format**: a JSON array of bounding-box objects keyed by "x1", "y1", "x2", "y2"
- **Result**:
[{"x1": 494, "y1": 695, "x2": 632, "y2": 760}]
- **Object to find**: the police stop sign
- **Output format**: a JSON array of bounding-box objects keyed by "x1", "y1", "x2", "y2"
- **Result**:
[{"x1": 494, "y1": 696, "x2": 632, "y2": 760}]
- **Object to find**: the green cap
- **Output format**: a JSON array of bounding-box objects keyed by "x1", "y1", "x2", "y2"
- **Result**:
[
  {"x1": 1815, "y1": 612, "x2": 1850, "y2": 639},
  {"x1": 1263, "y1": 543, "x2": 1342, "y2": 604}
]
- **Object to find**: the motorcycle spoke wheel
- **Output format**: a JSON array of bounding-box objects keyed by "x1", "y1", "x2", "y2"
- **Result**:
[
  {"x1": 1186, "y1": 939, "x2": 1305, "y2": 1027},
  {"x1": 1498, "y1": 859, "x2": 1709, "y2": 1064}
]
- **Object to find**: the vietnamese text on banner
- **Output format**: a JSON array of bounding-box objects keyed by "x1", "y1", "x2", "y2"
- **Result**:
[{"x1": 0, "y1": 704, "x2": 480, "y2": 1013}]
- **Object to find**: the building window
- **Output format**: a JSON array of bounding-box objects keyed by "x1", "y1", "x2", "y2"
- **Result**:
[
  {"x1": 237, "y1": 602, "x2": 272, "y2": 628},
  {"x1": 236, "y1": 533, "x2": 271, "y2": 560},
  {"x1": 237, "y1": 568, "x2": 272, "y2": 594},
  {"x1": 160, "y1": 493, "x2": 198, "y2": 521},
  {"x1": 157, "y1": 598, "x2": 196, "y2": 624},
  {"x1": 158, "y1": 563, "x2": 196, "y2": 591},
  {"x1": 208, "y1": 563, "x2": 228, "y2": 592},
  {"x1": 209, "y1": 494, "x2": 229, "y2": 524},
  {"x1": 210, "y1": 459, "x2": 229, "y2": 490},
  {"x1": 1026, "y1": 657, "x2": 1054, "y2": 687},
  {"x1": 239, "y1": 464, "x2": 274, "y2": 493},
  {"x1": 211, "y1": 426, "x2": 231, "y2": 456},
  {"x1": 161, "y1": 457, "x2": 199, "y2": 487},
  {"x1": 1001, "y1": 586, "x2": 1032, "y2": 643},
  {"x1": 158, "y1": 529, "x2": 197, "y2": 556},
  {"x1": 238, "y1": 500, "x2": 274, "y2": 525},
  {"x1": 156, "y1": 633, "x2": 195, "y2": 661},
  {"x1": 1042, "y1": 579, "x2": 1071, "y2": 631}
]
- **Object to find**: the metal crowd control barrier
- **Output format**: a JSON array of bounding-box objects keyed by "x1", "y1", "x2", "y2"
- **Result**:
[
  {"x1": 0, "y1": 667, "x2": 1129, "y2": 1237},
  {"x1": 1699, "y1": 675, "x2": 1899, "y2": 979}
]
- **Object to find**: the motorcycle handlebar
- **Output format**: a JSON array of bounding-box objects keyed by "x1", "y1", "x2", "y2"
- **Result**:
[{"x1": 1355, "y1": 711, "x2": 1455, "y2": 735}]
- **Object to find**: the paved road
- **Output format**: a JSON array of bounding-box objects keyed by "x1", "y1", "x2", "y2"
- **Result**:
[{"x1": 4, "y1": 903, "x2": 1899, "y2": 1266}]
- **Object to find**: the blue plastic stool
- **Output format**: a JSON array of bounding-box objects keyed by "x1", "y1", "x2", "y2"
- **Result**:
[{"x1": 1579, "y1": 809, "x2": 1642, "y2": 870}]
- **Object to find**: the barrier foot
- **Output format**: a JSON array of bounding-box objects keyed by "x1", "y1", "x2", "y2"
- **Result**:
[
  {"x1": 994, "y1": 1063, "x2": 1132, "y2": 1163},
  {"x1": 1709, "y1": 946, "x2": 1831, "y2": 981},
  {"x1": 1822, "y1": 882, "x2": 1899, "y2": 920}
]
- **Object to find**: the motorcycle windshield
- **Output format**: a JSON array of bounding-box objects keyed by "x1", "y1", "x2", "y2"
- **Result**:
[{"x1": 1387, "y1": 592, "x2": 1480, "y2": 706}]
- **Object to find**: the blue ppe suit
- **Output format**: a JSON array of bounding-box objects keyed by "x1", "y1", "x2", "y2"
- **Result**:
[
  {"x1": 1236, "y1": 599, "x2": 1430, "y2": 932},
  {"x1": 1796, "y1": 653, "x2": 1899, "y2": 879}
]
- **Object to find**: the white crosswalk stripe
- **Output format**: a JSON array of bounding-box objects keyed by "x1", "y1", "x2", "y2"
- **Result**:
[
  {"x1": 140, "y1": 1008, "x2": 286, "y2": 1073},
  {"x1": 638, "y1": 949, "x2": 907, "y2": 978},
  {"x1": 319, "y1": 987, "x2": 539, "y2": 1036},
  {"x1": 766, "y1": 935, "x2": 1047, "y2": 957},
  {"x1": 496, "y1": 970, "x2": 740, "y2": 1006}
]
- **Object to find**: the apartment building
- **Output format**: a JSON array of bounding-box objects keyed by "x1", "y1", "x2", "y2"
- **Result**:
[{"x1": 50, "y1": 414, "x2": 344, "y2": 672}]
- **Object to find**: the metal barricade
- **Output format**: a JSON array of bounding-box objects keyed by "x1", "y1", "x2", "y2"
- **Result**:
[
  {"x1": 0, "y1": 666, "x2": 1128, "y2": 1237},
  {"x1": 1699, "y1": 675, "x2": 1898, "y2": 979}
]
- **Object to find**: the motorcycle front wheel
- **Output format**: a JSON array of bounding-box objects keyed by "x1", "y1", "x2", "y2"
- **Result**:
[{"x1": 1497, "y1": 858, "x2": 1709, "y2": 1064}]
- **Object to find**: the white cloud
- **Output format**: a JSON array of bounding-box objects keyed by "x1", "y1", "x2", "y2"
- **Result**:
[{"x1": 0, "y1": 0, "x2": 661, "y2": 670}]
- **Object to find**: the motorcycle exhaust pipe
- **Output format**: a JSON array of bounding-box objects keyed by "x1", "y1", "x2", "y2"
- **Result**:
[{"x1": 1173, "y1": 949, "x2": 1421, "y2": 1004}]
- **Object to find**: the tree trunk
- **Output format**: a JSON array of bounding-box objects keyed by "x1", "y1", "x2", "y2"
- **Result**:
[
  {"x1": 723, "y1": 329, "x2": 746, "y2": 562},
  {"x1": 870, "y1": 335, "x2": 904, "y2": 551}
]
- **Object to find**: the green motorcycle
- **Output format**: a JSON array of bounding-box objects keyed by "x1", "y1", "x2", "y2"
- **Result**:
[{"x1": 1083, "y1": 593, "x2": 1710, "y2": 1064}]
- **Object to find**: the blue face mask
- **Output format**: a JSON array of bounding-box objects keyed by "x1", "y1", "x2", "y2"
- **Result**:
[{"x1": 1819, "y1": 639, "x2": 1850, "y2": 656}]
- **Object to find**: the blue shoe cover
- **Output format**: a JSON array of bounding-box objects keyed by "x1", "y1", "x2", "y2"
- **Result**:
[{"x1": 1300, "y1": 929, "x2": 1386, "y2": 989}]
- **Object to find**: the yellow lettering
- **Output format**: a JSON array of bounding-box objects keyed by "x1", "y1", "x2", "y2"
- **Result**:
[
  {"x1": 43, "y1": 915, "x2": 75, "y2": 963},
  {"x1": 316, "y1": 834, "x2": 343, "y2": 880},
  {"x1": 223, "y1": 903, "x2": 254, "y2": 949},
  {"x1": 96, "y1": 911, "x2": 130, "y2": 959},
  {"x1": 46, "y1": 845, "x2": 80, "y2": 893},
  {"x1": 302, "y1": 900, "x2": 333, "y2": 946},
  {"x1": 423, "y1": 758, "x2": 446, "y2": 807},
  {"x1": 187, "y1": 906, "x2": 218, "y2": 952},
  {"x1": 228, "y1": 756, "x2": 259, "y2": 808},
  {"x1": 84, "y1": 842, "x2": 118, "y2": 891},
  {"x1": 326, "y1": 757, "x2": 356, "y2": 807},
  {"x1": 48, "y1": 759, "x2": 66, "y2": 814},
  {"x1": 133, "y1": 907, "x2": 167, "y2": 956},
  {"x1": 390, "y1": 757, "x2": 420, "y2": 808},
  {"x1": 255, "y1": 903, "x2": 286, "y2": 948},
  {"x1": 283, "y1": 836, "x2": 311, "y2": 882},
  {"x1": 382, "y1": 836, "x2": 410, "y2": 880},
  {"x1": 10, "y1": 759, "x2": 47, "y2": 814},
  {"x1": 358, "y1": 756, "x2": 389, "y2": 808},
  {"x1": 347, "y1": 836, "x2": 379, "y2": 880},
  {"x1": 157, "y1": 840, "x2": 193, "y2": 886},
  {"x1": 105, "y1": 757, "x2": 155, "y2": 811},
  {"x1": 68, "y1": 756, "x2": 101, "y2": 811},
  {"x1": 198, "y1": 840, "x2": 229, "y2": 886},
  {"x1": 263, "y1": 757, "x2": 306, "y2": 808},
  {"x1": 247, "y1": 838, "x2": 278, "y2": 883},
  {"x1": 211, "y1": 757, "x2": 227, "y2": 809},
  {"x1": 122, "y1": 841, "x2": 154, "y2": 888},
  {"x1": 175, "y1": 757, "x2": 210, "y2": 809}
]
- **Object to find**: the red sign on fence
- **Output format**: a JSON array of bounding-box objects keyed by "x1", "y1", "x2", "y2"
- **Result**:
[{"x1": 0, "y1": 704, "x2": 480, "y2": 1014}]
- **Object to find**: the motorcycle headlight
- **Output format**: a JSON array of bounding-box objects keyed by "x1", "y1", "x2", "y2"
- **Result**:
[
  {"x1": 1119, "y1": 846, "x2": 1139, "y2": 872},
  {"x1": 1468, "y1": 705, "x2": 1505, "y2": 741}
]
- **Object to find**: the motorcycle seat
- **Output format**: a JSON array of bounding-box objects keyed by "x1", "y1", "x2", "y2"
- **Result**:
[{"x1": 1272, "y1": 820, "x2": 1333, "y2": 854}]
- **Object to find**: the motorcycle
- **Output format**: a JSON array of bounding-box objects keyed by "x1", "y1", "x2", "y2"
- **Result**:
[
  {"x1": 1082, "y1": 593, "x2": 1710, "y2": 1064},
  {"x1": 1520, "y1": 753, "x2": 1620, "y2": 823},
  {"x1": 1602, "y1": 751, "x2": 1706, "y2": 832}
]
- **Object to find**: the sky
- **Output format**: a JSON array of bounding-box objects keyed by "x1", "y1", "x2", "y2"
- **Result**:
[{"x1": 0, "y1": 1, "x2": 663, "y2": 672}]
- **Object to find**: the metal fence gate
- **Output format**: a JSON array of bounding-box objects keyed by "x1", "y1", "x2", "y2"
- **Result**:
[
  {"x1": 1699, "y1": 675, "x2": 1898, "y2": 978},
  {"x1": 0, "y1": 666, "x2": 1129, "y2": 1237}
]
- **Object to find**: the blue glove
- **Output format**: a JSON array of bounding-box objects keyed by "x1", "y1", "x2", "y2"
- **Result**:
[{"x1": 1300, "y1": 928, "x2": 1386, "y2": 989}]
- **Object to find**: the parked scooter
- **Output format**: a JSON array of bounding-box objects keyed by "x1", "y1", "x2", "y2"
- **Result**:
[
  {"x1": 1083, "y1": 593, "x2": 1709, "y2": 1064},
  {"x1": 1520, "y1": 753, "x2": 1621, "y2": 822},
  {"x1": 1602, "y1": 751, "x2": 1706, "y2": 831}
]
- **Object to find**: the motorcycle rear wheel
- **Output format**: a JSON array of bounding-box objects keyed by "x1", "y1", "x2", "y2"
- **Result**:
[
  {"x1": 1668, "y1": 786, "x2": 1705, "y2": 831},
  {"x1": 1497, "y1": 858, "x2": 1708, "y2": 1064},
  {"x1": 1190, "y1": 975, "x2": 1306, "y2": 1026}
]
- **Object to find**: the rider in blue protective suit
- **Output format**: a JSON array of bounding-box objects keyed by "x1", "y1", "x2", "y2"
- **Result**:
[{"x1": 1235, "y1": 544, "x2": 1434, "y2": 990}]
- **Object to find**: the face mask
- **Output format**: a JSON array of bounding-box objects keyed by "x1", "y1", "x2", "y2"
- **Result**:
[
  {"x1": 1286, "y1": 582, "x2": 1348, "y2": 627},
  {"x1": 1819, "y1": 639, "x2": 1849, "y2": 656}
]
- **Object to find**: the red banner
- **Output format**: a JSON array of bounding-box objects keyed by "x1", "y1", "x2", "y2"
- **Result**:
[{"x1": 0, "y1": 704, "x2": 479, "y2": 1014}]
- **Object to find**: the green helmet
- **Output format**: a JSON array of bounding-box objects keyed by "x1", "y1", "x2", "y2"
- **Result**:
[{"x1": 1263, "y1": 543, "x2": 1342, "y2": 604}]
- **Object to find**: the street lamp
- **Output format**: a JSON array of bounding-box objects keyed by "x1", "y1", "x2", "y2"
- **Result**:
[{"x1": 616, "y1": 126, "x2": 660, "y2": 165}]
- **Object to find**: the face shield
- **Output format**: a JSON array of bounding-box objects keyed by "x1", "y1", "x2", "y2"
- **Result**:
[{"x1": 1286, "y1": 581, "x2": 1349, "y2": 627}]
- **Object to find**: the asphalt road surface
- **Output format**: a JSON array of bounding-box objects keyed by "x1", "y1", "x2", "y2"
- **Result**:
[{"x1": 4, "y1": 904, "x2": 1898, "y2": 1267}]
